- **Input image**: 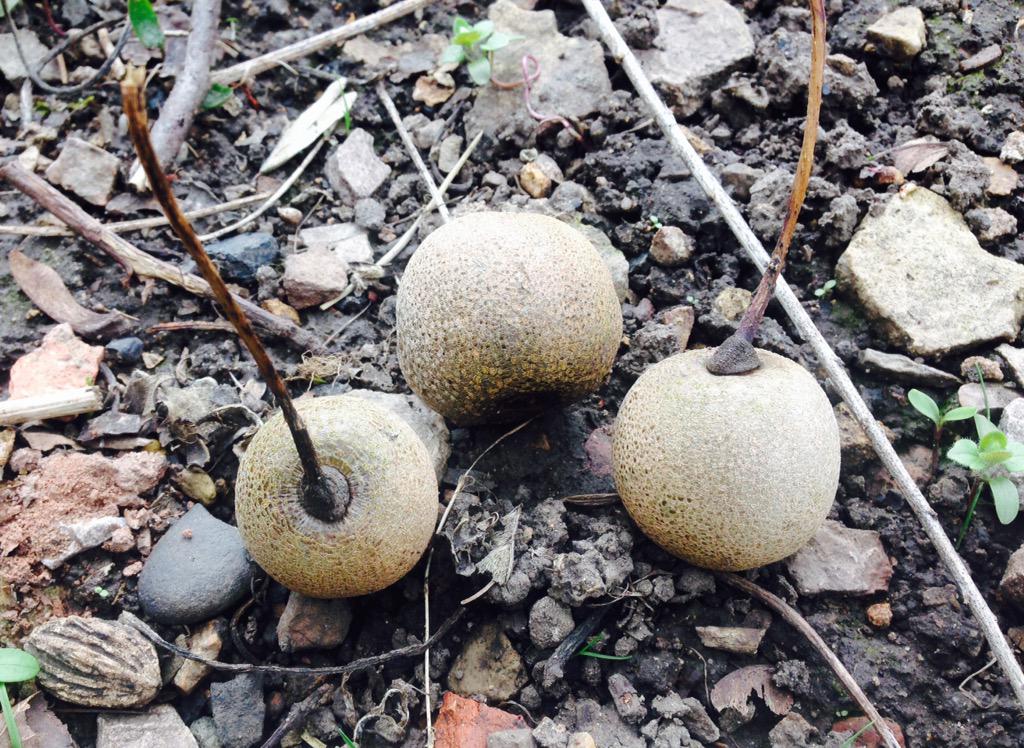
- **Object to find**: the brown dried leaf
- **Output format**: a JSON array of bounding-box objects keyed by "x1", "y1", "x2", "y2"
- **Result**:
[
  {"x1": 710, "y1": 665, "x2": 793, "y2": 718},
  {"x1": 891, "y1": 137, "x2": 949, "y2": 176},
  {"x1": 0, "y1": 691, "x2": 76, "y2": 748},
  {"x1": 9, "y1": 251, "x2": 134, "y2": 339}
]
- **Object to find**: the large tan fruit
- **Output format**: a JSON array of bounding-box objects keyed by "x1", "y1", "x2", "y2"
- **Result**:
[
  {"x1": 612, "y1": 348, "x2": 840, "y2": 570},
  {"x1": 235, "y1": 395, "x2": 437, "y2": 597},
  {"x1": 396, "y1": 211, "x2": 623, "y2": 425}
]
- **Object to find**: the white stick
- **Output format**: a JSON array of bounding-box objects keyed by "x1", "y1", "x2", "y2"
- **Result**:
[
  {"x1": 579, "y1": 0, "x2": 1024, "y2": 712},
  {"x1": 210, "y1": 0, "x2": 437, "y2": 86},
  {"x1": 0, "y1": 387, "x2": 102, "y2": 425},
  {"x1": 376, "y1": 80, "x2": 451, "y2": 224}
]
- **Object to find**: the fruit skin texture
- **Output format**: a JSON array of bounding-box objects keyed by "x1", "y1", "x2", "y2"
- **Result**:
[
  {"x1": 612, "y1": 348, "x2": 840, "y2": 571},
  {"x1": 235, "y1": 395, "x2": 438, "y2": 598},
  {"x1": 396, "y1": 211, "x2": 623, "y2": 425}
]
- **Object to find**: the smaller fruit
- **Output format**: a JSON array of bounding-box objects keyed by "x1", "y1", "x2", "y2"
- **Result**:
[{"x1": 612, "y1": 348, "x2": 840, "y2": 571}]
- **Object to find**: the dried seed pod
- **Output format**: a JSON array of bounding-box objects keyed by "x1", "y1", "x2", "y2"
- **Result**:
[{"x1": 24, "y1": 616, "x2": 161, "y2": 708}]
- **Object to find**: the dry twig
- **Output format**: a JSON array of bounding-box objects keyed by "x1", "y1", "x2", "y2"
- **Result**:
[
  {"x1": 0, "y1": 387, "x2": 102, "y2": 425},
  {"x1": 579, "y1": 0, "x2": 1024, "y2": 709}
]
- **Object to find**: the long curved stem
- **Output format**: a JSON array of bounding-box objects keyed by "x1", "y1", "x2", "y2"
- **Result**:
[
  {"x1": 706, "y1": 0, "x2": 826, "y2": 375},
  {"x1": 1, "y1": 684, "x2": 21, "y2": 748},
  {"x1": 120, "y1": 67, "x2": 349, "y2": 522}
]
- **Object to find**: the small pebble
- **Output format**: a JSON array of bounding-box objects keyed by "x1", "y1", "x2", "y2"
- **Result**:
[
  {"x1": 866, "y1": 601, "x2": 892, "y2": 628},
  {"x1": 105, "y1": 337, "x2": 144, "y2": 365},
  {"x1": 277, "y1": 206, "x2": 303, "y2": 225},
  {"x1": 649, "y1": 226, "x2": 695, "y2": 267},
  {"x1": 961, "y1": 356, "x2": 1003, "y2": 382}
]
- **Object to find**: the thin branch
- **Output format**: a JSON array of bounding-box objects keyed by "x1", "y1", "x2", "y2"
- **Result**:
[
  {"x1": 120, "y1": 608, "x2": 465, "y2": 676},
  {"x1": 210, "y1": 0, "x2": 437, "y2": 86},
  {"x1": 121, "y1": 68, "x2": 346, "y2": 521},
  {"x1": 0, "y1": 387, "x2": 102, "y2": 425},
  {"x1": 717, "y1": 573, "x2": 900, "y2": 748},
  {"x1": 0, "y1": 192, "x2": 271, "y2": 237},
  {"x1": 707, "y1": 0, "x2": 825, "y2": 376},
  {"x1": 579, "y1": 0, "x2": 1024, "y2": 710},
  {"x1": 376, "y1": 80, "x2": 450, "y2": 223},
  {"x1": 0, "y1": 161, "x2": 318, "y2": 351},
  {"x1": 260, "y1": 680, "x2": 333, "y2": 748},
  {"x1": 128, "y1": 0, "x2": 223, "y2": 190}
]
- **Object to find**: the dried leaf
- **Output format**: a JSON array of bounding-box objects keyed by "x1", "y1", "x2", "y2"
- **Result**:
[
  {"x1": 9, "y1": 251, "x2": 134, "y2": 339},
  {"x1": 260, "y1": 80, "x2": 358, "y2": 173},
  {"x1": 710, "y1": 665, "x2": 793, "y2": 719},
  {"x1": 475, "y1": 505, "x2": 521, "y2": 586},
  {"x1": 891, "y1": 137, "x2": 949, "y2": 176},
  {"x1": 20, "y1": 431, "x2": 78, "y2": 452}
]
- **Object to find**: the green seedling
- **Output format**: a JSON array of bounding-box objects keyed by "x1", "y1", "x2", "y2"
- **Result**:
[
  {"x1": 0, "y1": 648, "x2": 40, "y2": 748},
  {"x1": 648, "y1": 215, "x2": 664, "y2": 230},
  {"x1": 440, "y1": 16, "x2": 521, "y2": 86},
  {"x1": 813, "y1": 279, "x2": 837, "y2": 299},
  {"x1": 948, "y1": 413, "x2": 1024, "y2": 546},
  {"x1": 338, "y1": 727, "x2": 358, "y2": 747},
  {"x1": 576, "y1": 632, "x2": 633, "y2": 661},
  {"x1": 202, "y1": 83, "x2": 234, "y2": 110},
  {"x1": 908, "y1": 388, "x2": 976, "y2": 474},
  {"x1": 128, "y1": 0, "x2": 164, "y2": 49}
]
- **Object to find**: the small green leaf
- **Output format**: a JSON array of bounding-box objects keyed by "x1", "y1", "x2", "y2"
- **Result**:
[
  {"x1": 908, "y1": 389, "x2": 941, "y2": 426},
  {"x1": 201, "y1": 83, "x2": 234, "y2": 110},
  {"x1": 338, "y1": 728, "x2": 358, "y2": 748},
  {"x1": 0, "y1": 649, "x2": 40, "y2": 683},
  {"x1": 947, "y1": 439, "x2": 985, "y2": 471},
  {"x1": 1003, "y1": 442, "x2": 1024, "y2": 472},
  {"x1": 975, "y1": 413, "x2": 1000, "y2": 439},
  {"x1": 439, "y1": 44, "x2": 466, "y2": 65},
  {"x1": 940, "y1": 406, "x2": 977, "y2": 424},
  {"x1": 480, "y1": 31, "x2": 521, "y2": 52},
  {"x1": 979, "y1": 430, "x2": 1009, "y2": 454},
  {"x1": 128, "y1": 0, "x2": 165, "y2": 49},
  {"x1": 452, "y1": 16, "x2": 471, "y2": 36},
  {"x1": 980, "y1": 449, "x2": 1012, "y2": 466},
  {"x1": 988, "y1": 476, "x2": 1019, "y2": 525},
  {"x1": 466, "y1": 55, "x2": 492, "y2": 86},
  {"x1": 472, "y1": 20, "x2": 495, "y2": 38},
  {"x1": 453, "y1": 27, "x2": 483, "y2": 46}
]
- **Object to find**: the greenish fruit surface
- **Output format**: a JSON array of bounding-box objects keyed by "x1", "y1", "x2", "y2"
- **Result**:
[
  {"x1": 396, "y1": 211, "x2": 623, "y2": 425},
  {"x1": 612, "y1": 348, "x2": 840, "y2": 571},
  {"x1": 235, "y1": 395, "x2": 438, "y2": 598}
]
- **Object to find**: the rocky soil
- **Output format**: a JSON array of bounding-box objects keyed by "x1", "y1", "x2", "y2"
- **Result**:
[{"x1": 2, "y1": 0, "x2": 1024, "y2": 746}]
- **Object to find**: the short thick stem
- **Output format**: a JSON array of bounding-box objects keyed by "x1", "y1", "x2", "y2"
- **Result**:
[
  {"x1": 120, "y1": 69, "x2": 349, "y2": 522},
  {"x1": 707, "y1": 0, "x2": 826, "y2": 376}
]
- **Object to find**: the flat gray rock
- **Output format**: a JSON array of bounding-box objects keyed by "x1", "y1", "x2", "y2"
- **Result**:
[
  {"x1": 997, "y1": 344, "x2": 1024, "y2": 387},
  {"x1": 639, "y1": 0, "x2": 754, "y2": 116},
  {"x1": 786, "y1": 520, "x2": 892, "y2": 596},
  {"x1": 138, "y1": 505, "x2": 253, "y2": 625},
  {"x1": 465, "y1": 0, "x2": 611, "y2": 139},
  {"x1": 857, "y1": 348, "x2": 960, "y2": 387},
  {"x1": 958, "y1": 382, "x2": 1021, "y2": 413},
  {"x1": 44, "y1": 137, "x2": 119, "y2": 207},
  {"x1": 837, "y1": 187, "x2": 1024, "y2": 357},
  {"x1": 324, "y1": 128, "x2": 391, "y2": 205},
  {"x1": 97, "y1": 705, "x2": 198, "y2": 748},
  {"x1": 212, "y1": 674, "x2": 265, "y2": 748}
]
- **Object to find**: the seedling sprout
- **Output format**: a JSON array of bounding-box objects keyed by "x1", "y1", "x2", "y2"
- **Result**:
[
  {"x1": 0, "y1": 648, "x2": 41, "y2": 748},
  {"x1": 576, "y1": 632, "x2": 633, "y2": 661},
  {"x1": 440, "y1": 16, "x2": 521, "y2": 86}
]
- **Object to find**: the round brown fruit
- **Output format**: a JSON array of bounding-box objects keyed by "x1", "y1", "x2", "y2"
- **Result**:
[
  {"x1": 612, "y1": 348, "x2": 840, "y2": 571},
  {"x1": 396, "y1": 211, "x2": 623, "y2": 425},
  {"x1": 235, "y1": 395, "x2": 437, "y2": 598}
]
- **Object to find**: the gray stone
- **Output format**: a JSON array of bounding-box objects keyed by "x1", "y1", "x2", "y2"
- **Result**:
[
  {"x1": 720, "y1": 163, "x2": 764, "y2": 202},
  {"x1": 466, "y1": 0, "x2": 611, "y2": 138},
  {"x1": 857, "y1": 349, "x2": 961, "y2": 387},
  {"x1": 819, "y1": 194, "x2": 861, "y2": 249},
  {"x1": 138, "y1": 504, "x2": 254, "y2": 625},
  {"x1": 325, "y1": 128, "x2": 391, "y2": 204},
  {"x1": 649, "y1": 226, "x2": 695, "y2": 267},
  {"x1": 436, "y1": 134, "x2": 464, "y2": 173},
  {"x1": 529, "y1": 596, "x2": 574, "y2": 649},
  {"x1": 488, "y1": 729, "x2": 537, "y2": 748},
  {"x1": 836, "y1": 187, "x2": 1024, "y2": 357},
  {"x1": 299, "y1": 223, "x2": 373, "y2": 264},
  {"x1": 649, "y1": 694, "x2": 719, "y2": 743},
  {"x1": 576, "y1": 223, "x2": 628, "y2": 302},
  {"x1": 638, "y1": 0, "x2": 753, "y2": 116},
  {"x1": 44, "y1": 137, "x2": 119, "y2": 207},
  {"x1": 786, "y1": 520, "x2": 893, "y2": 596},
  {"x1": 759, "y1": 29, "x2": 878, "y2": 109},
  {"x1": 967, "y1": 207, "x2": 1018, "y2": 244},
  {"x1": 97, "y1": 705, "x2": 198, "y2": 748},
  {"x1": 42, "y1": 515, "x2": 127, "y2": 569},
  {"x1": 958, "y1": 383, "x2": 1021, "y2": 413},
  {"x1": 354, "y1": 198, "x2": 386, "y2": 231},
  {"x1": 447, "y1": 623, "x2": 526, "y2": 702},
  {"x1": 276, "y1": 592, "x2": 353, "y2": 652},
  {"x1": 283, "y1": 246, "x2": 349, "y2": 310},
  {"x1": 607, "y1": 674, "x2": 647, "y2": 724},
  {"x1": 212, "y1": 674, "x2": 265, "y2": 748},
  {"x1": 997, "y1": 345, "x2": 1024, "y2": 387},
  {"x1": 1001, "y1": 131, "x2": 1024, "y2": 164},
  {"x1": 345, "y1": 390, "x2": 451, "y2": 480},
  {"x1": 0, "y1": 30, "x2": 59, "y2": 82},
  {"x1": 866, "y1": 7, "x2": 927, "y2": 60},
  {"x1": 532, "y1": 718, "x2": 570, "y2": 747},
  {"x1": 999, "y1": 544, "x2": 1024, "y2": 610},
  {"x1": 768, "y1": 712, "x2": 820, "y2": 748},
  {"x1": 695, "y1": 625, "x2": 765, "y2": 655},
  {"x1": 190, "y1": 717, "x2": 222, "y2": 748},
  {"x1": 206, "y1": 233, "x2": 280, "y2": 282}
]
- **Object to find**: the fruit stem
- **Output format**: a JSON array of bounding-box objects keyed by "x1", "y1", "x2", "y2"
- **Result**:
[
  {"x1": 706, "y1": 0, "x2": 826, "y2": 376},
  {"x1": 121, "y1": 68, "x2": 350, "y2": 522}
]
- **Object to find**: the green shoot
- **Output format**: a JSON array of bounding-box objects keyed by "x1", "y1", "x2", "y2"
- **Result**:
[
  {"x1": 949, "y1": 414, "x2": 1024, "y2": 546},
  {"x1": 440, "y1": 16, "x2": 522, "y2": 86},
  {"x1": 813, "y1": 279, "x2": 837, "y2": 299},
  {"x1": 338, "y1": 727, "x2": 358, "y2": 747},
  {"x1": 840, "y1": 719, "x2": 876, "y2": 748},
  {"x1": 0, "y1": 648, "x2": 41, "y2": 748},
  {"x1": 128, "y1": 0, "x2": 164, "y2": 49},
  {"x1": 576, "y1": 633, "x2": 633, "y2": 661},
  {"x1": 908, "y1": 388, "x2": 976, "y2": 475},
  {"x1": 202, "y1": 83, "x2": 235, "y2": 110},
  {"x1": 648, "y1": 215, "x2": 663, "y2": 230}
]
